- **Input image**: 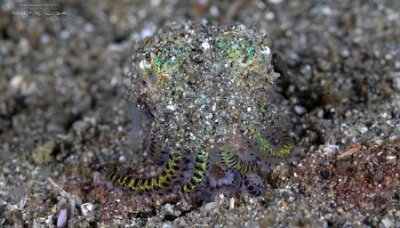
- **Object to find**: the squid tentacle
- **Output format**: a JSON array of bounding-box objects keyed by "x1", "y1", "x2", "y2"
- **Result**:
[
  {"x1": 107, "y1": 147, "x2": 184, "y2": 192},
  {"x1": 179, "y1": 151, "x2": 208, "y2": 193}
]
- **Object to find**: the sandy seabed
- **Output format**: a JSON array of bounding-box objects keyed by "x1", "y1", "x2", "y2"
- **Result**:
[{"x1": 1, "y1": 0, "x2": 399, "y2": 227}]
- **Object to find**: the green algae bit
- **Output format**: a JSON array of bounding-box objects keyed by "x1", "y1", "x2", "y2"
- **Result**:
[{"x1": 108, "y1": 23, "x2": 294, "y2": 200}]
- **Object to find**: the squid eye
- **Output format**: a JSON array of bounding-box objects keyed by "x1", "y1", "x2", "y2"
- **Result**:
[{"x1": 271, "y1": 53, "x2": 288, "y2": 77}]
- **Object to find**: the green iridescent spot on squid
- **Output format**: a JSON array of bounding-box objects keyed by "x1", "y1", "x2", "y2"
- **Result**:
[
  {"x1": 106, "y1": 23, "x2": 295, "y2": 201},
  {"x1": 155, "y1": 55, "x2": 162, "y2": 69},
  {"x1": 215, "y1": 39, "x2": 258, "y2": 65}
]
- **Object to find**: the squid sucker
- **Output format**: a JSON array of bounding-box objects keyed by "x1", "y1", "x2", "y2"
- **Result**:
[{"x1": 106, "y1": 23, "x2": 294, "y2": 200}]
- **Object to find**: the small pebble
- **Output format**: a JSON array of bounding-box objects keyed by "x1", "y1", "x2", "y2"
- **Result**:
[
  {"x1": 203, "y1": 202, "x2": 218, "y2": 211},
  {"x1": 81, "y1": 203, "x2": 94, "y2": 216},
  {"x1": 229, "y1": 198, "x2": 235, "y2": 210},
  {"x1": 57, "y1": 208, "x2": 68, "y2": 228},
  {"x1": 381, "y1": 218, "x2": 393, "y2": 228},
  {"x1": 294, "y1": 105, "x2": 307, "y2": 115},
  {"x1": 10, "y1": 75, "x2": 24, "y2": 90},
  {"x1": 32, "y1": 140, "x2": 60, "y2": 165},
  {"x1": 320, "y1": 170, "x2": 330, "y2": 179},
  {"x1": 268, "y1": 0, "x2": 284, "y2": 4},
  {"x1": 373, "y1": 170, "x2": 384, "y2": 182}
]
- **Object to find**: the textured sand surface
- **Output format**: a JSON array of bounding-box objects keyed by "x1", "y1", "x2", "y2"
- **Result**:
[{"x1": 1, "y1": 0, "x2": 399, "y2": 227}]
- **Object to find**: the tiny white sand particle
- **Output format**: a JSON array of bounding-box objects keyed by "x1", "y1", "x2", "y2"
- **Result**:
[
  {"x1": 10, "y1": 75, "x2": 24, "y2": 90},
  {"x1": 203, "y1": 201, "x2": 218, "y2": 211},
  {"x1": 268, "y1": 0, "x2": 284, "y2": 4},
  {"x1": 166, "y1": 105, "x2": 176, "y2": 111},
  {"x1": 81, "y1": 203, "x2": 94, "y2": 216},
  {"x1": 229, "y1": 198, "x2": 235, "y2": 210},
  {"x1": 202, "y1": 42, "x2": 210, "y2": 49},
  {"x1": 294, "y1": 105, "x2": 307, "y2": 115}
]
